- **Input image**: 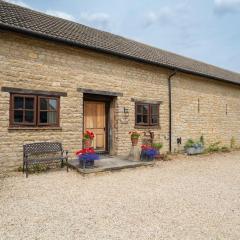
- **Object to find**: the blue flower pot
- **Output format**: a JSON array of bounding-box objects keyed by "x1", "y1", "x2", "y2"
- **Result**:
[{"x1": 79, "y1": 159, "x2": 94, "y2": 168}]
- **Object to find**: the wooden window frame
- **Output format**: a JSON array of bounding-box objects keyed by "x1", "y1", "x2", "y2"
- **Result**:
[
  {"x1": 9, "y1": 93, "x2": 60, "y2": 128},
  {"x1": 135, "y1": 102, "x2": 159, "y2": 127},
  {"x1": 38, "y1": 96, "x2": 60, "y2": 127}
]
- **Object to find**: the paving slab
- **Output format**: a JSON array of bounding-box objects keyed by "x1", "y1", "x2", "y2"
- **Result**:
[{"x1": 68, "y1": 156, "x2": 155, "y2": 174}]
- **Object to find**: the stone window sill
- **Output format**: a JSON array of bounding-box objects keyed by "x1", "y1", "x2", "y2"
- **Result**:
[{"x1": 134, "y1": 125, "x2": 161, "y2": 129}]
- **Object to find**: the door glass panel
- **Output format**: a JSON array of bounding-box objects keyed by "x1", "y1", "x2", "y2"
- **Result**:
[
  {"x1": 25, "y1": 111, "x2": 34, "y2": 123},
  {"x1": 14, "y1": 97, "x2": 24, "y2": 109},
  {"x1": 25, "y1": 98, "x2": 34, "y2": 109},
  {"x1": 14, "y1": 110, "x2": 23, "y2": 122}
]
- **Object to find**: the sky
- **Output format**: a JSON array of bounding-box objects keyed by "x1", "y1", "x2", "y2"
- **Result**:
[{"x1": 4, "y1": 0, "x2": 240, "y2": 73}]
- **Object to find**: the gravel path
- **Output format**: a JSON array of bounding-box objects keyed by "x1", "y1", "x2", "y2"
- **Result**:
[{"x1": 1, "y1": 152, "x2": 240, "y2": 240}]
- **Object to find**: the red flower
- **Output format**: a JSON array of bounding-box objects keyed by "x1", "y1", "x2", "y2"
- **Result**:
[
  {"x1": 84, "y1": 130, "x2": 95, "y2": 140},
  {"x1": 76, "y1": 147, "x2": 96, "y2": 156}
]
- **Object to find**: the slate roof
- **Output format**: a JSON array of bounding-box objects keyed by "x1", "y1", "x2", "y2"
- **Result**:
[{"x1": 0, "y1": 0, "x2": 240, "y2": 85}]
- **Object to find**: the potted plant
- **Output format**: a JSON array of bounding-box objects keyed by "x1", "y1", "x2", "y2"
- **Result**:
[
  {"x1": 83, "y1": 130, "x2": 95, "y2": 148},
  {"x1": 129, "y1": 131, "x2": 141, "y2": 146},
  {"x1": 184, "y1": 136, "x2": 204, "y2": 155},
  {"x1": 76, "y1": 148, "x2": 99, "y2": 168},
  {"x1": 140, "y1": 145, "x2": 157, "y2": 161},
  {"x1": 152, "y1": 143, "x2": 163, "y2": 154}
]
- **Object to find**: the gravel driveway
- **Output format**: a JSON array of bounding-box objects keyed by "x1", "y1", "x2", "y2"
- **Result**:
[{"x1": 1, "y1": 151, "x2": 240, "y2": 240}]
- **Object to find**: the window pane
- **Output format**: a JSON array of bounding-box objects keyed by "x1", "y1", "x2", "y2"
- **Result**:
[
  {"x1": 151, "y1": 115, "x2": 158, "y2": 124},
  {"x1": 136, "y1": 115, "x2": 142, "y2": 123},
  {"x1": 143, "y1": 115, "x2": 148, "y2": 123},
  {"x1": 14, "y1": 97, "x2": 24, "y2": 109},
  {"x1": 137, "y1": 105, "x2": 142, "y2": 114},
  {"x1": 25, "y1": 111, "x2": 34, "y2": 123},
  {"x1": 151, "y1": 105, "x2": 158, "y2": 115},
  {"x1": 25, "y1": 97, "x2": 34, "y2": 109},
  {"x1": 48, "y1": 112, "x2": 57, "y2": 123},
  {"x1": 14, "y1": 110, "x2": 23, "y2": 122},
  {"x1": 143, "y1": 105, "x2": 148, "y2": 114},
  {"x1": 40, "y1": 111, "x2": 57, "y2": 124},
  {"x1": 40, "y1": 98, "x2": 48, "y2": 110},
  {"x1": 40, "y1": 111, "x2": 48, "y2": 123},
  {"x1": 49, "y1": 99, "x2": 57, "y2": 111}
]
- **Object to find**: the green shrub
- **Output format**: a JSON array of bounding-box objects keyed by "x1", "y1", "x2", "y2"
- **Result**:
[
  {"x1": 205, "y1": 141, "x2": 221, "y2": 153},
  {"x1": 152, "y1": 143, "x2": 163, "y2": 150},
  {"x1": 184, "y1": 139, "x2": 195, "y2": 149},
  {"x1": 184, "y1": 137, "x2": 204, "y2": 149},
  {"x1": 17, "y1": 164, "x2": 50, "y2": 173},
  {"x1": 230, "y1": 137, "x2": 236, "y2": 149},
  {"x1": 200, "y1": 135, "x2": 204, "y2": 146}
]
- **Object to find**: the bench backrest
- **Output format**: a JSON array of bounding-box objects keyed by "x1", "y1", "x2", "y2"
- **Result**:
[{"x1": 23, "y1": 142, "x2": 63, "y2": 156}]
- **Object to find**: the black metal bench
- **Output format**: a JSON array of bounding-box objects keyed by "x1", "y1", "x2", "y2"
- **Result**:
[{"x1": 23, "y1": 142, "x2": 68, "y2": 177}]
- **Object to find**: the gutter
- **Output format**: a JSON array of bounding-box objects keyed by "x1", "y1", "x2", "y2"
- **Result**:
[
  {"x1": 0, "y1": 23, "x2": 240, "y2": 86},
  {"x1": 168, "y1": 70, "x2": 177, "y2": 153}
]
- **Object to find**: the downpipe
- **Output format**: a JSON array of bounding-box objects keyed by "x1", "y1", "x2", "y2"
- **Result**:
[{"x1": 168, "y1": 70, "x2": 177, "y2": 153}]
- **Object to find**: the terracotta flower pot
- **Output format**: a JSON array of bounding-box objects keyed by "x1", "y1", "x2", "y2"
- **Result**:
[
  {"x1": 84, "y1": 139, "x2": 92, "y2": 148},
  {"x1": 131, "y1": 137, "x2": 139, "y2": 146}
]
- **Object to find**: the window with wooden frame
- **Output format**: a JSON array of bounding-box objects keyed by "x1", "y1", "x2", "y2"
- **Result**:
[
  {"x1": 10, "y1": 94, "x2": 60, "y2": 127},
  {"x1": 135, "y1": 102, "x2": 159, "y2": 126}
]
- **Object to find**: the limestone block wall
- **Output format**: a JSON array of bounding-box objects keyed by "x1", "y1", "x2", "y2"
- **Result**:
[
  {"x1": 0, "y1": 31, "x2": 169, "y2": 172},
  {"x1": 1, "y1": 30, "x2": 239, "y2": 172},
  {"x1": 171, "y1": 72, "x2": 240, "y2": 151}
]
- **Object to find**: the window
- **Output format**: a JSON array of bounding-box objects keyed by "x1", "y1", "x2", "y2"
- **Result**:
[
  {"x1": 10, "y1": 94, "x2": 60, "y2": 127},
  {"x1": 135, "y1": 102, "x2": 159, "y2": 126}
]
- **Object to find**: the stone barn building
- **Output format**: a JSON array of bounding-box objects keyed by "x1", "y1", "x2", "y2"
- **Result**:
[{"x1": 0, "y1": 1, "x2": 240, "y2": 171}]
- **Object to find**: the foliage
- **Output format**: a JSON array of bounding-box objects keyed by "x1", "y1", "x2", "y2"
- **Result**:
[
  {"x1": 129, "y1": 131, "x2": 141, "y2": 139},
  {"x1": 152, "y1": 143, "x2": 163, "y2": 150},
  {"x1": 17, "y1": 164, "x2": 50, "y2": 173},
  {"x1": 184, "y1": 138, "x2": 204, "y2": 149},
  {"x1": 83, "y1": 130, "x2": 95, "y2": 141},
  {"x1": 200, "y1": 135, "x2": 204, "y2": 146},
  {"x1": 230, "y1": 137, "x2": 236, "y2": 149},
  {"x1": 205, "y1": 141, "x2": 221, "y2": 153}
]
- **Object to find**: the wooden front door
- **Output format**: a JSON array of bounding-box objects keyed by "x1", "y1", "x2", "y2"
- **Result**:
[{"x1": 84, "y1": 101, "x2": 106, "y2": 151}]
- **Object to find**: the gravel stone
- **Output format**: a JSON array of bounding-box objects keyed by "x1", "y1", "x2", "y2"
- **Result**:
[{"x1": 1, "y1": 151, "x2": 240, "y2": 240}]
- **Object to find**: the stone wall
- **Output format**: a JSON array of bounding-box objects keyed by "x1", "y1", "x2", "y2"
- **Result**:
[
  {"x1": 1, "y1": 31, "x2": 240, "y2": 172},
  {"x1": 172, "y1": 72, "x2": 240, "y2": 151},
  {"x1": 0, "y1": 31, "x2": 170, "y2": 172}
]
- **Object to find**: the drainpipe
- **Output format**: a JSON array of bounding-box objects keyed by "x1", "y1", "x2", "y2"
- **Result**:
[{"x1": 168, "y1": 70, "x2": 177, "y2": 153}]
